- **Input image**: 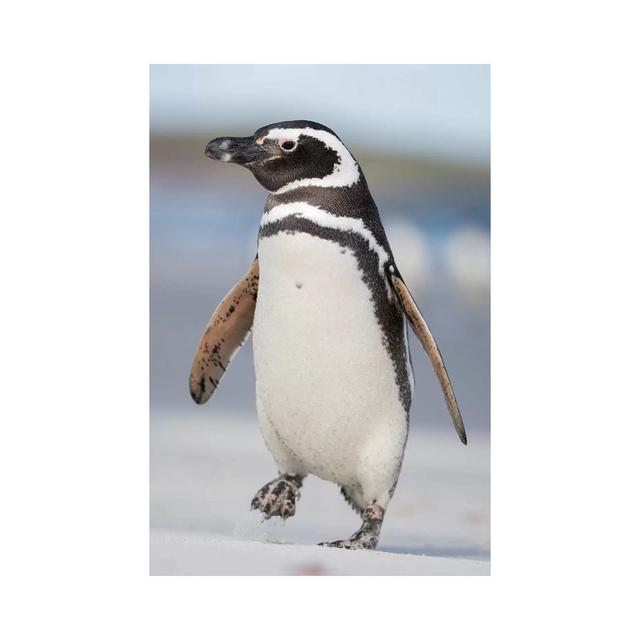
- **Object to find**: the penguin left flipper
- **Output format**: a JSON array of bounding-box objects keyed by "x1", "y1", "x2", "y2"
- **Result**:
[
  {"x1": 388, "y1": 267, "x2": 467, "y2": 445},
  {"x1": 189, "y1": 258, "x2": 259, "y2": 404}
]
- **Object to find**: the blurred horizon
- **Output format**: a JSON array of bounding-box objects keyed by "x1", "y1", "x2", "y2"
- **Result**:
[
  {"x1": 150, "y1": 64, "x2": 490, "y2": 166},
  {"x1": 150, "y1": 64, "x2": 490, "y2": 434}
]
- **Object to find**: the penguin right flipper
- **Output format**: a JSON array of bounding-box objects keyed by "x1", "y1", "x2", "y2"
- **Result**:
[
  {"x1": 189, "y1": 258, "x2": 259, "y2": 404},
  {"x1": 388, "y1": 268, "x2": 467, "y2": 445}
]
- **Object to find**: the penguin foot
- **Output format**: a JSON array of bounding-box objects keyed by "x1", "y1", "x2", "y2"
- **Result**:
[
  {"x1": 319, "y1": 502, "x2": 384, "y2": 551},
  {"x1": 250, "y1": 474, "x2": 304, "y2": 520},
  {"x1": 318, "y1": 531, "x2": 379, "y2": 550}
]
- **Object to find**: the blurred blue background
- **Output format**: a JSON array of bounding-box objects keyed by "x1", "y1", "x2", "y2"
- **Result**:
[{"x1": 150, "y1": 64, "x2": 490, "y2": 434}]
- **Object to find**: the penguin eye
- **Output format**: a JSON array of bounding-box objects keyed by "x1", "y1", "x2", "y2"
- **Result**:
[{"x1": 279, "y1": 140, "x2": 298, "y2": 152}]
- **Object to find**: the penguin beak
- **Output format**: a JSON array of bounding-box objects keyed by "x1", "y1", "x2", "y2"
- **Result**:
[{"x1": 205, "y1": 136, "x2": 264, "y2": 165}]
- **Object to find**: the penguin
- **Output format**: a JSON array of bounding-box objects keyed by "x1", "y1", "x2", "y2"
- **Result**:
[{"x1": 189, "y1": 120, "x2": 466, "y2": 550}]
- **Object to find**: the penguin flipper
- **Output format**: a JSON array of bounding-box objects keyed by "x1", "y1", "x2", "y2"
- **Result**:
[
  {"x1": 389, "y1": 270, "x2": 467, "y2": 445},
  {"x1": 189, "y1": 258, "x2": 259, "y2": 404}
]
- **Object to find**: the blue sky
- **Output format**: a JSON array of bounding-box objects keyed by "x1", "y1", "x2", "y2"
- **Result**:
[{"x1": 150, "y1": 65, "x2": 490, "y2": 164}]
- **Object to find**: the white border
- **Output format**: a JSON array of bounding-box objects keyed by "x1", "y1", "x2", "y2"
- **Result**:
[{"x1": 3, "y1": 1, "x2": 640, "y2": 638}]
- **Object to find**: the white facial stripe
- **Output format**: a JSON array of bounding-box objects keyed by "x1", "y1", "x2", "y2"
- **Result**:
[
  {"x1": 264, "y1": 127, "x2": 361, "y2": 194},
  {"x1": 262, "y1": 202, "x2": 389, "y2": 275}
]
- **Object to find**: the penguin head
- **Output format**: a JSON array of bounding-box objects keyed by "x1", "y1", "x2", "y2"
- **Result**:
[{"x1": 205, "y1": 120, "x2": 361, "y2": 193}]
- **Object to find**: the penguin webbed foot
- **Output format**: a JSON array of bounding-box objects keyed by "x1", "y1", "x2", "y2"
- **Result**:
[
  {"x1": 318, "y1": 532, "x2": 378, "y2": 551},
  {"x1": 250, "y1": 474, "x2": 304, "y2": 520},
  {"x1": 319, "y1": 502, "x2": 384, "y2": 551}
]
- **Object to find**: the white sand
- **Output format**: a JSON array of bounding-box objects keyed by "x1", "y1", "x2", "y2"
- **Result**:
[{"x1": 150, "y1": 413, "x2": 490, "y2": 575}]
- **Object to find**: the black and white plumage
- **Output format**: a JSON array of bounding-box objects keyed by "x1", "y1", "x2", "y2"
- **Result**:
[{"x1": 189, "y1": 120, "x2": 466, "y2": 550}]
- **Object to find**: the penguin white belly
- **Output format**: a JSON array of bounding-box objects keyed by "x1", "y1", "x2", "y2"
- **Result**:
[{"x1": 253, "y1": 231, "x2": 408, "y2": 503}]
